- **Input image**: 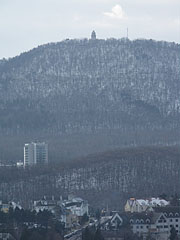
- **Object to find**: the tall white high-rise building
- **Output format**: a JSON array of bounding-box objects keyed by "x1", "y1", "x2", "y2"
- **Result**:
[{"x1": 24, "y1": 142, "x2": 48, "y2": 167}]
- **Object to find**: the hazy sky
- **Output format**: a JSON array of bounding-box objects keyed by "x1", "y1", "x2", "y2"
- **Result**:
[{"x1": 0, "y1": 0, "x2": 180, "y2": 59}]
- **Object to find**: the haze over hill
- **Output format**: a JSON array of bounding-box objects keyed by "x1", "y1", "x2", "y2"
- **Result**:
[
  {"x1": 0, "y1": 146, "x2": 180, "y2": 208},
  {"x1": 0, "y1": 38, "x2": 180, "y2": 163}
]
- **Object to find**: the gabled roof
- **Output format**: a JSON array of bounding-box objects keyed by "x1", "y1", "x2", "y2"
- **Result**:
[
  {"x1": 65, "y1": 202, "x2": 82, "y2": 207},
  {"x1": 153, "y1": 206, "x2": 180, "y2": 218},
  {"x1": 150, "y1": 198, "x2": 169, "y2": 206},
  {"x1": 63, "y1": 197, "x2": 87, "y2": 208},
  {"x1": 100, "y1": 212, "x2": 125, "y2": 227},
  {"x1": 135, "y1": 198, "x2": 169, "y2": 207},
  {"x1": 35, "y1": 201, "x2": 56, "y2": 207},
  {"x1": 100, "y1": 216, "x2": 112, "y2": 226},
  {"x1": 128, "y1": 212, "x2": 162, "y2": 224},
  {"x1": 152, "y1": 212, "x2": 165, "y2": 223},
  {"x1": 111, "y1": 213, "x2": 123, "y2": 224},
  {"x1": 136, "y1": 200, "x2": 149, "y2": 206}
]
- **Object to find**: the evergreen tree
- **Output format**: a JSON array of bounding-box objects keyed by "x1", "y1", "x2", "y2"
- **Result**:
[
  {"x1": 170, "y1": 226, "x2": 178, "y2": 240},
  {"x1": 80, "y1": 213, "x2": 89, "y2": 225},
  {"x1": 170, "y1": 194, "x2": 180, "y2": 206},
  {"x1": 95, "y1": 209, "x2": 101, "y2": 221},
  {"x1": 94, "y1": 228, "x2": 104, "y2": 240},
  {"x1": 158, "y1": 193, "x2": 168, "y2": 200},
  {"x1": 82, "y1": 227, "x2": 93, "y2": 240}
]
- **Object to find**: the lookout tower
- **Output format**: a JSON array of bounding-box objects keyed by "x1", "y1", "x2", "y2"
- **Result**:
[{"x1": 91, "y1": 30, "x2": 96, "y2": 40}]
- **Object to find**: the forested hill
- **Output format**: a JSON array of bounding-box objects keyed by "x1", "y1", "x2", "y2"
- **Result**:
[
  {"x1": 0, "y1": 38, "x2": 180, "y2": 162},
  {"x1": 0, "y1": 38, "x2": 180, "y2": 134},
  {"x1": 0, "y1": 146, "x2": 180, "y2": 209}
]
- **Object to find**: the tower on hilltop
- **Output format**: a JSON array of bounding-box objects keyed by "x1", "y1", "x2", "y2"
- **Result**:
[{"x1": 91, "y1": 30, "x2": 96, "y2": 40}]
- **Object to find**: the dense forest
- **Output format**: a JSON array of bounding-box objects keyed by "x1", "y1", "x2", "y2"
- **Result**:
[
  {"x1": 0, "y1": 38, "x2": 179, "y2": 210},
  {"x1": 0, "y1": 146, "x2": 179, "y2": 209},
  {"x1": 0, "y1": 38, "x2": 179, "y2": 163}
]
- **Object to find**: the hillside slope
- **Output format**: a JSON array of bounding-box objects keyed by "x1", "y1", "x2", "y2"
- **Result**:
[
  {"x1": 0, "y1": 38, "x2": 180, "y2": 162},
  {"x1": 0, "y1": 38, "x2": 180, "y2": 133},
  {"x1": 0, "y1": 146, "x2": 179, "y2": 209}
]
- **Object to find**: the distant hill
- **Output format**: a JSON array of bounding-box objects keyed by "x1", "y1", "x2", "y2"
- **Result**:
[
  {"x1": 0, "y1": 38, "x2": 180, "y2": 162},
  {"x1": 0, "y1": 146, "x2": 180, "y2": 209}
]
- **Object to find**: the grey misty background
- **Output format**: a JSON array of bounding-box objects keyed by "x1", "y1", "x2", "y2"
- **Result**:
[
  {"x1": 0, "y1": 38, "x2": 180, "y2": 163},
  {"x1": 1, "y1": 0, "x2": 179, "y2": 59}
]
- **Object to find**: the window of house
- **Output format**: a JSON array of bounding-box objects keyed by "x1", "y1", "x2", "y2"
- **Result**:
[
  {"x1": 170, "y1": 219, "x2": 173, "y2": 222},
  {"x1": 176, "y1": 225, "x2": 178, "y2": 228},
  {"x1": 146, "y1": 219, "x2": 150, "y2": 224},
  {"x1": 176, "y1": 219, "x2": 178, "y2": 222},
  {"x1": 141, "y1": 226, "x2": 143, "y2": 229},
  {"x1": 137, "y1": 226, "x2": 139, "y2": 229},
  {"x1": 164, "y1": 225, "x2": 168, "y2": 228}
]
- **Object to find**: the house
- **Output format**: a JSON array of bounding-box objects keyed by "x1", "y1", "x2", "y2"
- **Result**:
[
  {"x1": 53, "y1": 205, "x2": 79, "y2": 229},
  {"x1": 153, "y1": 206, "x2": 180, "y2": 235},
  {"x1": 33, "y1": 197, "x2": 68, "y2": 227},
  {"x1": 0, "y1": 201, "x2": 22, "y2": 213},
  {"x1": 33, "y1": 196, "x2": 87, "y2": 229},
  {"x1": 125, "y1": 198, "x2": 169, "y2": 213},
  {"x1": 100, "y1": 212, "x2": 132, "y2": 232},
  {"x1": 9, "y1": 201, "x2": 22, "y2": 210},
  {"x1": 33, "y1": 200, "x2": 57, "y2": 213},
  {"x1": 33, "y1": 196, "x2": 62, "y2": 213},
  {"x1": 129, "y1": 207, "x2": 180, "y2": 240},
  {"x1": 100, "y1": 212, "x2": 134, "y2": 240},
  {"x1": 62, "y1": 197, "x2": 88, "y2": 217},
  {"x1": 0, "y1": 202, "x2": 10, "y2": 213},
  {"x1": 129, "y1": 212, "x2": 167, "y2": 238},
  {"x1": 100, "y1": 206, "x2": 180, "y2": 240},
  {"x1": 109, "y1": 213, "x2": 123, "y2": 230},
  {"x1": 34, "y1": 196, "x2": 88, "y2": 217},
  {"x1": 64, "y1": 209, "x2": 79, "y2": 229},
  {"x1": 100, "y1": 213, "x2": 123, "y2": 231}
]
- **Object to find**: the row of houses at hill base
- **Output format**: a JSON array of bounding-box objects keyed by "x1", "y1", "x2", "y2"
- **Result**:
[
  {"x1": 99, "y1": 198, "x2": 179, "y2": 240},
  {"x1": 33, "y1": 196, "x2": 88, "y2": 229}
]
